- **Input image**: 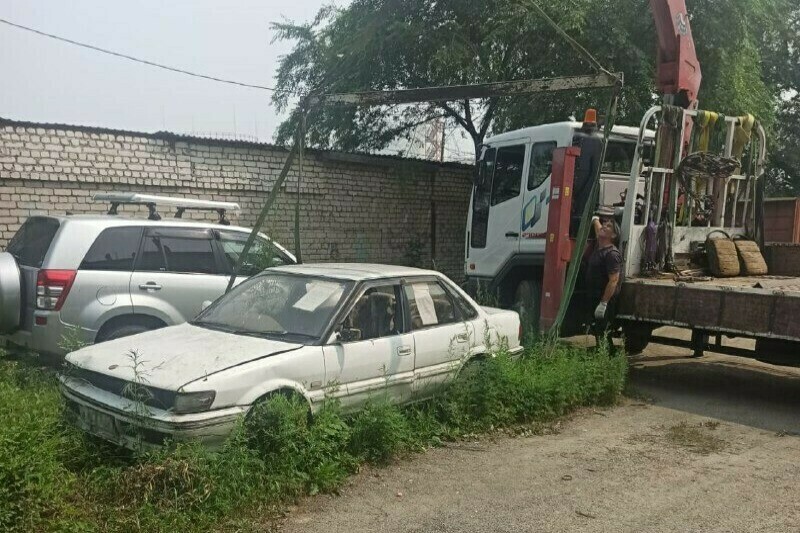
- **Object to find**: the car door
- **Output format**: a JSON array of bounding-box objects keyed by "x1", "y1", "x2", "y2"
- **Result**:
[
  {"x1": 519, "y1": 141, "x2": 557, "y2": 254},
  {"x1": 322, "y1": 281, "x2": 414, "y2": 410},
  {"x1": 403, "y1": 278, "x2": 475, "y2": 400},
  {"x1": 129, "y1": 227, "x2": 229, "y2": 324},
  {"x1": 467, "y1": 143, "x2": 527, "y2": 278}
]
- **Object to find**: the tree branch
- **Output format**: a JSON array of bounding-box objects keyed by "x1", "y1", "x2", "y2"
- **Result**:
[{"x1": 439, "y1": 102, "x2": 477, "y2": 138}]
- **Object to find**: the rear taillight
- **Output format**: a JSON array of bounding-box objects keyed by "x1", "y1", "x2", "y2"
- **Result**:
[{"x1": 36, "y1": 270, "x2": 77, "y2": 311}]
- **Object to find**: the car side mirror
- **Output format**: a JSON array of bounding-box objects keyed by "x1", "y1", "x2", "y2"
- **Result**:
[
  {"x1": 201, "y1": 300, "x2": 213, "y2": 311},
  {"x1": 337, "y1": 326, "x2": 362, "y2": 343}
]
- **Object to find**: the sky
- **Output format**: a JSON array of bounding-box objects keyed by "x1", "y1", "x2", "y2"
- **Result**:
[{"x1": 0, "y1": 0, "x2": 341, "y2": 143}]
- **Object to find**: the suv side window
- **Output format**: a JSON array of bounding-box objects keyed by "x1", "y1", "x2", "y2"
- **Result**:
[
  {"x1": 528, "y1": 141, "x2": 557, "y2": 190},
  {"x1": 403, "y1": 280, "x2": 458, "y2": 330},
  {"x1": 217, "y1": 230, "x2": 291, "y2": 276},
  {"x1": 490, "y1": 144, "x2": 525, "y2": 206},
  {"x1": 136, "y1": 229, "x2": 219, "y2": 274},
  {"x1": 80, "y1": 227, "x2": 143, "y2": 271},
  {"x1": 341, "y1": 284, "x2": 403, "y2": 341}
]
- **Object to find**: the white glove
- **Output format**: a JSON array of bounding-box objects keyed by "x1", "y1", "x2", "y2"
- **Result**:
[
  {"x1": 594, "y1": 301, "x2": 608, "y2": 320},
  {"x1": 591, "y1": 215, "x2": 600, "y2": 224}
]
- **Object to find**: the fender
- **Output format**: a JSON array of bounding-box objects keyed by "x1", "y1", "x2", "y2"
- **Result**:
[{"x1": 238, "y1": 379, "x2": 318, "y2": 412}]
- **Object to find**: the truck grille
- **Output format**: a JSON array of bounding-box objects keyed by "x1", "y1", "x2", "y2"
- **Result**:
[{"x1": 68, "y1": 367, "x2": 176, "y2": 410}]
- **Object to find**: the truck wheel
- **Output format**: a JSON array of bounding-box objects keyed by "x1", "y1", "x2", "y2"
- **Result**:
[
  {"x1": 622, "y1": 323, "x2": 652, "y2": 355},
  {"x1": 0, "y1": 253, "x2": 21, "y2": 334},
  {"x1": 513, "y1": 280, "x2": 541, "y2": 334}
]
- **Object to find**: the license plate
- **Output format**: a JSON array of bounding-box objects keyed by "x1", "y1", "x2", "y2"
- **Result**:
[{"x1": 79, "y1": 405, "x2": 117, "y2": 437}]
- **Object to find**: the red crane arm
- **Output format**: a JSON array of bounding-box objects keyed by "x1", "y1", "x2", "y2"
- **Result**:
[{"x1": 650, "y1": 0, "x2": 702, "y2": 108}]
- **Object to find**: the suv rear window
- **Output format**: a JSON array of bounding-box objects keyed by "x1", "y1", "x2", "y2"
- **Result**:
[
  {"x1": 80, "y1": 227, "x2": 143, "y2": 271},
  {"x1": 137, "y1": 229, "x2": 220, "y2": 274},
  {"x1": 6, "y1": 217, "x2": 60, "y2": 268}
]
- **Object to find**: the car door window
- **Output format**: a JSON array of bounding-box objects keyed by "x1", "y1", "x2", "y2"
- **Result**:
[
  {"x1": 79, "y1": 227, "x2": 143, "y2": 271},
  {"x1": 341, "y1": 284, "x2": 403, "y2": 341},
  {"x1": 217, "y1": 230, "x2": 290, "y2": 276},
  {"x1": 136, "y1": 230, "x2": 219, "y2": 274},
  {"x1": 403, "y1": 281, "x2": 458, "y2": 330},
  {"x1": 137, "y1": 234, "x2": 166, "y2": 271},
  {"x1": 528, "y1": 141, "x2": 557, "y2": 190},
  {"x1": 490, "y1": 144, "x2": 525, "y2": 206},
  {"x1": 161, "y1": 235, "x2": 218, "y2": 274}
]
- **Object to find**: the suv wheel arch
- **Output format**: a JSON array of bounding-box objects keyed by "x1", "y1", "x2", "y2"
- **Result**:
[{"x1": 95, "y1": 314, "x2": 168, "y2": 343}]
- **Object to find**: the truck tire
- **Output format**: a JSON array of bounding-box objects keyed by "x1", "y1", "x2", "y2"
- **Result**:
[
  {"x1": 0, "y1": 252, "x2": 21, "y2": 334},
  {"x1": 513, "y1": 280, "x2": 541, "y2": 333},
  {"x1": 621, "y1": 322, "x2": 653, "y2": 355}
]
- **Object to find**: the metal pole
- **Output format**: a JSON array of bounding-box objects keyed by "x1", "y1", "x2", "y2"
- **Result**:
[
  {"x1": 226, "y1": 121, "x2": 303, "y2": 292},
  {"x1": 294, "y1": 111, "x2": 306, "y2": 263}
]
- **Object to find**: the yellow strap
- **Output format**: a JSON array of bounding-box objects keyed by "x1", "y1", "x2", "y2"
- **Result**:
[
  {"x1": 697, "y1": 111, "x2": 718, "y2": 152},
  {"x1": 732, "y1": 113, "x2": 755, "y2": 159}
]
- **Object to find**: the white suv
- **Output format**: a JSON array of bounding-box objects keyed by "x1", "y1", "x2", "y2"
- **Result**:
[{"x1": 0, "y1": 194, "x2": 295, "y2": 358}]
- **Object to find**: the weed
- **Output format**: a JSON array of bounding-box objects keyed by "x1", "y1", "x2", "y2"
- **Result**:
[
  {"x1": 666, "y1": 422, "x2": 727, "y2": 455},
  {"x1": 0, "y1": 340, "x2": 627, "y2": 531}
]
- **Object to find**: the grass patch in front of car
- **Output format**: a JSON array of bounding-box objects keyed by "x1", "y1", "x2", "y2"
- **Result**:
[{"x1": 0, "y1": 342, "x2": 626, "y2": 532}]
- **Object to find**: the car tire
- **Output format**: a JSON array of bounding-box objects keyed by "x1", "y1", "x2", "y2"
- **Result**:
[
  {"x1": 512, "y1": 279, "x2": 541, "y2": 334},
  {"x1": 96, "y1": 323, "x2": 153, "y2": 342}
]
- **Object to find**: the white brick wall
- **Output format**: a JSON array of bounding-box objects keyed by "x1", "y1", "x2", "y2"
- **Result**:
[{"x1": 0, "y1": 120, "x2": 473, "y2": 280}]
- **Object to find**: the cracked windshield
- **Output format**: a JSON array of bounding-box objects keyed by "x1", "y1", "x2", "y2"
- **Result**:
[{"x1": 195, "y1": 273, "x2": 351, "y2": 340}]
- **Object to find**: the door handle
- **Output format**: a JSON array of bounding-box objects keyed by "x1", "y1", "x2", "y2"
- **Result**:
[
  {"x1": 455, "y1": 333, "x2": 469, "y2": 343},
  {"x1": 138, "y1": 282, "x2": 162, "y2": 291},
  {"x1": 505, "y1": 231, "x2": 519, "y2": 238},
  {"x1": 397, "y1": 346, "x2": 413, "y2": 356}
]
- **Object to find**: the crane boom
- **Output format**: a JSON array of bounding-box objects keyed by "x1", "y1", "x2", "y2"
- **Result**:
[{"x1": 650, "y1": 0, "x2": 702, "y2": 109}]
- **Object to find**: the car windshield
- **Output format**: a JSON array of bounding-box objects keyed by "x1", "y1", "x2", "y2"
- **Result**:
[{"x1": 193, "y1": 272, "x2": 352, "y2": 341}]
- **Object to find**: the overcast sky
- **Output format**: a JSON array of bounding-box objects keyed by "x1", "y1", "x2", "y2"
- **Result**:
[{"x1": 0, "y1": 0, "x2": 342, "y2": 142}]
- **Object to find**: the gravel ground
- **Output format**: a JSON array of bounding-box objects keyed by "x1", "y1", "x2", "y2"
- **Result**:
[{"x1": 278, "y1": 329, "x2": 800, "y2": 533}]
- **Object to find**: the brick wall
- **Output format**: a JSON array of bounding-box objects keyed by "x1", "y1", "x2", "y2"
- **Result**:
[{"x1": 0, "y1": 119, "x2": 473, "y2": 280}]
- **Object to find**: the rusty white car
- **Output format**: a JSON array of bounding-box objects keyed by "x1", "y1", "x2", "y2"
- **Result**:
[{"x1": 59, "y1": 264, "x2": 523, "y2": 449}]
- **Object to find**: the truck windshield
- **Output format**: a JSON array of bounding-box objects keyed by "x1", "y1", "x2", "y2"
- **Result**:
[
  {"x1": 193, "y1": 273, "x2": 353, "y2": 341},
  {"x1": 470, "y1": 147, "x2": 496, "y2": 249}
]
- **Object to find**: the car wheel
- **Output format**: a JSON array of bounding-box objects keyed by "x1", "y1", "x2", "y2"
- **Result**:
[
  {"x1": 512, "y1": 279, "x2": 541, "y2": 334},
  {"x1": 97, "y1": 323, "x2": 153, "y2": 342}
]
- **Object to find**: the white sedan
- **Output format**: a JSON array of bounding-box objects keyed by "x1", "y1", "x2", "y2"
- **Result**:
[{"x1": 60, "y1": 264, "x2": 523, "y2": 449}]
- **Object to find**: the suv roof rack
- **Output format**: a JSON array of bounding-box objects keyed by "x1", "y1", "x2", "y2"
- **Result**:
[{"x1": 93, "y1": 192, "x2": 241, "y2": 225}]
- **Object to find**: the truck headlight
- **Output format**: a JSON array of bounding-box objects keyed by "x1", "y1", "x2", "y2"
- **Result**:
[{"x1": 173, "y1": 391, "x2": 216, "y2": 414}]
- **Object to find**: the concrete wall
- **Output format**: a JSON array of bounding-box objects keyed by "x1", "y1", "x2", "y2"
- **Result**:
[{"x1": 0, "y1": 118, "x2": 473, "y2": 280}]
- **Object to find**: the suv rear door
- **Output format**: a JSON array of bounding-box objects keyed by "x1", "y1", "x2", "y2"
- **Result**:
[{"x1": 130, "y1": 227, "x2": 229, "y2": 323}]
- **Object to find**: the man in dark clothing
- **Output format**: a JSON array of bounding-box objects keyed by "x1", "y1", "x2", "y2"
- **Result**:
[{"x1": 586, "y1": 214, "x2": 622, "y2": 350}]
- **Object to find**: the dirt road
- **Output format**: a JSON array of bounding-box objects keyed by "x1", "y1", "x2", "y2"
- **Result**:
[{"x1": 280, "y1": 329, "x2": 800, "y2": 532}]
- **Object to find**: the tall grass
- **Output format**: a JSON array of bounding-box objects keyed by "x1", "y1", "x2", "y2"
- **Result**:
[{"x1": 0, "y1": 341, "x2": 626, "y2": 531}]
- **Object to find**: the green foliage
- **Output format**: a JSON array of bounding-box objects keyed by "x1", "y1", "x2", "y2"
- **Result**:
[
  {"x1": 0, "y1": 343, "x2": 626, "y2": 531},
  {"x1": 272, "y1": 0, "x2": 799, "y2": 189}
]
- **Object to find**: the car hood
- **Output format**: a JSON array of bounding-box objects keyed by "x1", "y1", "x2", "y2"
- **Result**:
[{"x1": 65, "y1": 323, "x2": 302, "y2": 391}]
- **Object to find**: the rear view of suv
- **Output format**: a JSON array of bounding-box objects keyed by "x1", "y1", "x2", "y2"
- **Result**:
[{"x1": 0, "y1": 194, "x2": 295, "y2": 358}]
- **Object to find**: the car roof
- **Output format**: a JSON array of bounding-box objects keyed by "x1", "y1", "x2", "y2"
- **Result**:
[{"x1": 269, "y1": 263, "x2": 440, "y2": 281}]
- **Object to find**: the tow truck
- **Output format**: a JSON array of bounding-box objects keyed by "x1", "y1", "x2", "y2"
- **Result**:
[{"x1": 464, "y1": 0, "x2": 800, "y2": 364}]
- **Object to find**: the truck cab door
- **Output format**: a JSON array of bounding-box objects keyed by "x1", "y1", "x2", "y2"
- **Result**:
[
  {"x1": 520, "y1": 141, "x2": 558, "y2": 255},
  {"x1": 466, "y1": 143, "x2": 526, "y2": 278}
]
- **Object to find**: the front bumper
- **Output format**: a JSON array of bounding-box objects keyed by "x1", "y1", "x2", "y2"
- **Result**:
[{"x1": 59, "y1": 375, "x2": 247, "y2": 450}]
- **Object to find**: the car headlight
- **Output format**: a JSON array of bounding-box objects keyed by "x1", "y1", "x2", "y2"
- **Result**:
[{"x1": 173, "y1": 391, "x2": 216, "y2": 414}]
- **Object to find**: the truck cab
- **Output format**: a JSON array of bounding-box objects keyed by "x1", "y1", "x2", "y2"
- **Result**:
[{"x1": 464, "y1": 117, "x2": 647, "y2": 329}]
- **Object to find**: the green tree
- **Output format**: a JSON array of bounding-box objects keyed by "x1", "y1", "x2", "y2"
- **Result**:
[{"x1": 272, "y1": 0, "x2": 798, "y2": 179}]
